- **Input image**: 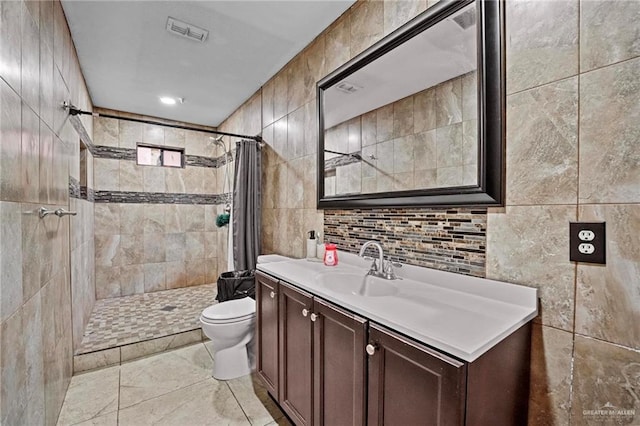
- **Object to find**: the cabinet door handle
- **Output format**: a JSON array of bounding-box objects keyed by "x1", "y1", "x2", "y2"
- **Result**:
[
  {"x1": 269, "y1": 291, "x2": 276, "y2": 299},
  {"x1": 302, "y1": 308, "x2": 309, "y2": 317},
  {"x1": 366, "y1": 344, "x2": 377, "y2": 356},
  {"x1": 310, "y1": 313, "x2": 318, "y2": 322}
]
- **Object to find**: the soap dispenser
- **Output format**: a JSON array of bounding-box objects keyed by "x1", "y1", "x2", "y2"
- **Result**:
[{"x1": 306, "y1": 230, "x2": 317, "y2": 259}]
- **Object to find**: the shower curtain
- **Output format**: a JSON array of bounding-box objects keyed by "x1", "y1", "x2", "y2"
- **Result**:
[{"x1": 232, "y1": 140, "x2": 262, "y2": 270}]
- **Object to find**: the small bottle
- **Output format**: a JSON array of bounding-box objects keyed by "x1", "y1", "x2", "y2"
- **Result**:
[
  {"x1": 306, "y1": 230, "x2": 317, "y2": 259},
  {"x1": 316, "y1": 235, "x2": 325, "y2": 260},
  {"x1": 323, "y1": 243, "x2": 338, "y2": 266}
]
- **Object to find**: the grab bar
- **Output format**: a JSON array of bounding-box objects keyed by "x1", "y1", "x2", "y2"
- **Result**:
[{"x1": 38, "y1": 207, "x2": 77, "y2": 218}]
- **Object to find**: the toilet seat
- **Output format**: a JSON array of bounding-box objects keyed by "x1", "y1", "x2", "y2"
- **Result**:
[{"x1": 201, "y1": 298, "x2": 255, "y2": 324}]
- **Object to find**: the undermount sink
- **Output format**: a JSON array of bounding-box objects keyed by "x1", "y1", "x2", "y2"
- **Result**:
[{"x1": 315, "y1": 272, "x2": 398, "y2": 297}]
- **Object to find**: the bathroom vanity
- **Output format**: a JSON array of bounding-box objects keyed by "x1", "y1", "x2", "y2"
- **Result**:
[{"x1": 255, "y1": 253, "x2": 537, "y2": 426}]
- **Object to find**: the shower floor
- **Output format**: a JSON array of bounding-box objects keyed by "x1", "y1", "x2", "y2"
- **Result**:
[{"x1": 74, "y1": 284, "x2": 218, "y2": 372}]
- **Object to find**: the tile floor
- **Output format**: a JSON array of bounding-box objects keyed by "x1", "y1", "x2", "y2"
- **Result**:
[
  {"x1": 78, "y1": 284, "x2": 218, "y2": 354},
  {"x1": 58, "y1": 342, "x2": 291, "y2": 426}
]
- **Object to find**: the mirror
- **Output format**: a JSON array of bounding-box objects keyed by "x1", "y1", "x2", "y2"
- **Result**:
[{"x1": 317, "y1": 0, "x2": 504, "y2": 208}]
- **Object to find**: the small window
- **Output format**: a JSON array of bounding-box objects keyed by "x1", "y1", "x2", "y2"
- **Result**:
[{"x1": 136, "y1": 144, "x2": 184, "y2": 168}]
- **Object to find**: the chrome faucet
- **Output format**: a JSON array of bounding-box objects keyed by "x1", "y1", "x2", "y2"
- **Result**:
[{"x1": 358, "y1": 241, "x2": 401, "y2": 280}]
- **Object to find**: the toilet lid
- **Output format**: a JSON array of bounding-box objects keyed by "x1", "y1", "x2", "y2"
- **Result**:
[{"x1": 202, "y1": 297, "x2": 255, "y2": 321}]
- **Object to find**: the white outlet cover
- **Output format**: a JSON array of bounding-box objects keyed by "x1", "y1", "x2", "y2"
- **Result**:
[{"x1": 578, "y1": 230, "x2": 596, "y2": 241}]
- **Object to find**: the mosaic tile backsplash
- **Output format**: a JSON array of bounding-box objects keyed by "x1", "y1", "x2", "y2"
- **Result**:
[{"x1": 324, "y1": 208, "x2": 487, "y2": 277}]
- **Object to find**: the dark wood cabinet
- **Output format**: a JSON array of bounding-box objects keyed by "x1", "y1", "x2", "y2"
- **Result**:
[
  {"x1": 255, "y1": 271, "x2": 280, "y2": 398},
  {"x1": 367, "y1": 324, "x2": 466, "y2": 426},
  {"x1": 256, "y1": 272, "x2": 532, "y2": 426},
  {"x1": 279, "y1": 281, "x2": 314, "y2": 426},
  {"x1": 313, "y1": 298, "x2": 367, "y2": 426}
]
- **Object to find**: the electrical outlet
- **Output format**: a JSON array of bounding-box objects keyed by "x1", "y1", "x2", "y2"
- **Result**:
[
  {"x1": 570, "y1": 222, "x2": 606, "y2": 264},
  {"x1": 578, "y1": 243, "x2": 595, "y2": 254},
  {"x1": 578, "y1": 230, "x2": 595, "y2": 241}
]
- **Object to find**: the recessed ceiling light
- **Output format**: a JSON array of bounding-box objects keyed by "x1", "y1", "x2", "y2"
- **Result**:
[{"x1": 160, "y1": 96, "x2": 177, "y2": 105}]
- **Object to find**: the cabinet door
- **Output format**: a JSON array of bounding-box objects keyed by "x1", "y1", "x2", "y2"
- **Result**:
[
  {"x1": 279, "y1": 282, "x2": 314, "y2": 426},
  {"x1": 255, "y1": 271, "x2": 280, "y2": 399},
  {"x1": 313, "y1": 298, "x2": 367, "y2": 426},
  {"x1": 367, "y1": 324, "x2": 466, "y2": 426}
]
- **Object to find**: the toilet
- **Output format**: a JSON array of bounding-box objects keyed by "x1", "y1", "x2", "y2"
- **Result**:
[{"x1": 200, "y1": 254, "x2": 291, "y2": 380}]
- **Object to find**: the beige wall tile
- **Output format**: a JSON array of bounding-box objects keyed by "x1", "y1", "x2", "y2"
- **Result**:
[
  {"x1": 144, "y1": 263, "x2": 166, "y2": 293},
  {"x1": 350, "y1": 1, "x2": 384, "y2": 57},
  {"x1": 262, "y1": 79, "x2": 275, "y2": 127},
  {"x1": 166, "y1": 260, "x2": 187, "y2": 289},
  {"x1": 1, "y1": 202, "x2": 24, "y2": 322},
  {"x1": 119, "y1": 161, "x2": 143, "y2": 192},
  {"x1": 575, "y1": 204, "x2": 640, "y2": 350},
  {"x1": 94, "y1": 117, "x2": 119, "y2": 147},
  {"x1": 325, "y1": 13, "x2": 351, "y2": 75},
  {"x1": 527, "y1": 324, "x2": 573, "y2": 426},
  {"x1": 506, "y1": 77, "x2": 578, "y2": 205},
  {"x1": 0, "y1": 0, "x2": 23, "y2": 95},
  {"x1": 487, "y1": 205, "x2": 576, "y2": 331},
  {"x1": 580, "y1": 0, "x2": 640, "y2": 72},
  {"x1": 0, "y1": 80, "x2": 23, "y2": 202},
  {"x1": 21, "y1": 5, "x2": 40, "y2": 116},
  {"x1": 571, "y1": 336, "x2": 640, "y2": 425},
  {"x1": 506, "y1": 0, "x2": 578, "y2": 94},
  {"x1": 383, "y1": 0, "x2": 426, "y2": 35},
  {"x1": 579, "y1": 57, "x2": 640, "y2": 204},
  {"x1": 95, "y1": 265, "x2": 121, "y2": 299},
  {"x1": 273, "y1": 70, "x2": 288, "y2": 123}
]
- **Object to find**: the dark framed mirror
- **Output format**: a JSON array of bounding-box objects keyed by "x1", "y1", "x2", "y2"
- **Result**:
[{"x1": 317, "y1": 0, "x2": 504, "y2": 208}]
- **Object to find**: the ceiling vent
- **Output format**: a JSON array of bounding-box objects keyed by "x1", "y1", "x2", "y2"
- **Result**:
[
  {"x1": 335, "y1": 81, "x2": 362, "y2": 94},
  {"x1": 166, "y1": 17, "x2": 209, "y2": 42}
]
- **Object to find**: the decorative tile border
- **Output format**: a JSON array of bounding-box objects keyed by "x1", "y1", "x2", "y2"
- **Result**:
[
  {"x1": 93, "y1": 190, "x2": 232, "y2": 205},
  {"x1": 81, "y1": 186, "x2": 95, "y2": 202},
  {"x1": 324, "y1": 208, "x2": 487, "y2": 277},
  {"x1": 91, "y1": 144, "x2": 229, "y2": 169},
  {"x1": 92, "y1": 145, "x2": 137, "y2": 161}
]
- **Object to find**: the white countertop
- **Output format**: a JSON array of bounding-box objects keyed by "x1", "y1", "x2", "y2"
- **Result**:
[{"x1": 257, "y1": 251, "x2": 537, "y2": 362}]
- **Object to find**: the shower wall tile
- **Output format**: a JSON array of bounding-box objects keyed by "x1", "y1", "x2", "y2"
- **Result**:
[
  {"x1": 506, "y1": 0, "x2": 578, "y2": 94},
  {"x1": 94, "y1": 117, "x2": 119, "y2": 147},
  {"x1": 144, "y1": 263, "x2": 166, "y2": 293},
  {"x1": 22, "y1": 99, "x2": 40, "y2": 203},
  {"x1": 120, "y1": 161, "x2": 144, "y2": 192},
  {"x1": 578, "y1": 57, "x2": 640, "y2": 204},
  {"x1": 580, "y1": 0, "x2": 640, "y2": 72},
  {"x1": 0, "y1": 0, "x2": 23, "y2": 95},
  {"x1": 0, "y1": 202, "x2": 24, "y2": 323},
  {"x1": 21, "y1": 1, "x2": 40, "y2": 116},
  {"x1": 0, "y1": 79, "x2": 24, "y2": 202},
  {"x1": 166, "y1": 261, "x2": 187, "y2": 289},
  {"x1": 119, "y1": 120, "x2": 143, "y2": 149},
  {"x1": 94, "y1": 158, "x2": 119, "y2": 191}
]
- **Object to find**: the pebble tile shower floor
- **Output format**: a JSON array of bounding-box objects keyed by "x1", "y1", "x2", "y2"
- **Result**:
[{"x1": 75, "y1": 285, "x2": 218, "y2": 371}]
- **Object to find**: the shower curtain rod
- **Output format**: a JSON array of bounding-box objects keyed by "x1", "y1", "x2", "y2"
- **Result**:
[{"x1": 66, "y1": 104, "x2": 264, "y2": 143}]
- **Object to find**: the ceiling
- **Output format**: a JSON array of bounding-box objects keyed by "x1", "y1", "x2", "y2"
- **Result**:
[{"x1": 61, "y1": 1, "x2": 355, "y2": 127}]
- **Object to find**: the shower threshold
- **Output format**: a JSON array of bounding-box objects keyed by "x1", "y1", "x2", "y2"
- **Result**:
[{"x1": 74, "y1": 284, "x2": 217, "y2": 373}]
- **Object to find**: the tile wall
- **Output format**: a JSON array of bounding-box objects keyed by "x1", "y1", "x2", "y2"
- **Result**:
[
  {"x1": 91, "y1": 109, "x2": 228, "y2": 299},
  {"x1": 217, "y1": 0, "x2": 640, "y2": 424},
  {"x1": 325, "y1": 72, "x2": 478, "y2": 195},
  {"x1": 0, "y1": 0, "x2": 93, "y2": 424}
]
